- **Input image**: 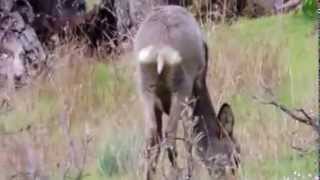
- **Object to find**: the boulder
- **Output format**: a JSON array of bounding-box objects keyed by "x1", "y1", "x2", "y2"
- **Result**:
[{"x1": 0, "y1": 5, "x2": 46, "y2": 89}]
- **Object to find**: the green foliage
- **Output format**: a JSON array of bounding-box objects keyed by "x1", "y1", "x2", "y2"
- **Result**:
[{"x1": 302, "y1": 0, "x2": 317, "y2": 19}]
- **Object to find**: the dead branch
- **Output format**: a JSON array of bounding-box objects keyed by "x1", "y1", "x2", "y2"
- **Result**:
[
  {"x1": 252, "y1": 96, "x2": 319, "y2": 135},
  {"x1": 274, "y1": 0, "x2": 301, "y2": 13}
]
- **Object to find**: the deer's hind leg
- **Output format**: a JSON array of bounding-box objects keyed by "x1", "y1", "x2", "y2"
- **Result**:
[{"x1": 141, "y1": 87, "x2": 163, "y2": 180}]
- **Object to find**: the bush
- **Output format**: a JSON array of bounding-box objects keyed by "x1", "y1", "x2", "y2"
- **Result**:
[{"x1": 302, "y1": 0, "x2": 317, "y2": 19}]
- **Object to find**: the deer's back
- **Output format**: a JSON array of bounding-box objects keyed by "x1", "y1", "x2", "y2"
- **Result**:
[{"x1": 134, "y1": 5, "x2": 206, "y2": 77}]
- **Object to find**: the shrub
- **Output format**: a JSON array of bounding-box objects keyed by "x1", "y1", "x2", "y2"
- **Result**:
[{"x1": 302, "y1": 0, "x2": 317, "y2": 19}]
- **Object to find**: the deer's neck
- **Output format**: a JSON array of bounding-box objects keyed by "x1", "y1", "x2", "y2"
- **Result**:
[{"x1": 193, "y1": 82, "x2": 219, "y2": 150}]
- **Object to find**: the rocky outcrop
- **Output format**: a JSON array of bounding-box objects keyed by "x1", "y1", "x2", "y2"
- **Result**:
[{"x1": 0, "y1": 0, "x2": 46, "y2": 90}]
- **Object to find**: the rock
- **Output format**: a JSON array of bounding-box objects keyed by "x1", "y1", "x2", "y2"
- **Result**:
[
  {"x1": 13, "y1": 0, "x2": 35, "y2": 24},
  {"x1": 0, "y1": 0, "x2": 14, "y2": 12},
  {"x1": 0, "y1": 9, "x2": 46, "y2": 89}
]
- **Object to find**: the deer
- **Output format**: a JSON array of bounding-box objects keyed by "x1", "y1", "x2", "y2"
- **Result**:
[{"x1": 134, "y1": 5, "x2": 240, "y2": 180}]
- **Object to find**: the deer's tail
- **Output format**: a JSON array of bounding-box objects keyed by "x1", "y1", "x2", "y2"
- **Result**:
[{"x1": 138, "y1": 46, "x2": 182, "y2": 74}]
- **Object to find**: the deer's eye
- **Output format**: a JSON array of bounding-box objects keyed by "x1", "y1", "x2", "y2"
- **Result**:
[{"x1": 32, "y1": 63, "x2": 39, "y2": 69}]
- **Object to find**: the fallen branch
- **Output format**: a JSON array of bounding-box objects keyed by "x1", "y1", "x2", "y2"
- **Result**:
[
  {"x1": 252, "y1": 96, "x2": 320, "y2": 135},
  {"x1": 274, "y1": 0, "x2": 301, "y2": 13}
]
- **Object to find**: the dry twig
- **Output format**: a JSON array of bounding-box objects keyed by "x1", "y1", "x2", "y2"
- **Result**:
[{"x1": 252, "y1": 96, "x2": 319, "y2": 135}]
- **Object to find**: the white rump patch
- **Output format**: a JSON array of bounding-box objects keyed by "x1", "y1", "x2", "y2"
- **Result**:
[
  {"x1": 138, "y1": 46, "x2": 182, "y2": 74},
  {"x1": 138, "y1": 46, "x2": 155, "y2": 64},
  {"x1": 159, "y1": 47, "x2": 182, "y2": 65}
]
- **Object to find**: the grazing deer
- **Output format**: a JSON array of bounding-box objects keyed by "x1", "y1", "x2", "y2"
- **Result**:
[{"x1": 134, "y1": 5, "x2": 239, "y2": 180}]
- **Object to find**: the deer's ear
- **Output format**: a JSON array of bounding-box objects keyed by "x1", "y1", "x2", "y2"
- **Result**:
[{"x1": 217, "y1": 103, "x2": 234, "y2": 137}]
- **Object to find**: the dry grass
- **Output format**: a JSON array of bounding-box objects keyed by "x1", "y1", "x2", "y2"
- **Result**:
[{"x1": 0, "y1": 12, "x2": 317, "y2": 180}]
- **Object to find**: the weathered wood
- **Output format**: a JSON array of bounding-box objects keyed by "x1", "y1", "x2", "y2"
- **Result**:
[{"x1": 274, "y1": 0, "x2": 301, "y2": 13}]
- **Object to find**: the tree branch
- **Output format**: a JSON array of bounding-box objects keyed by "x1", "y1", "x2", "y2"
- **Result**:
[{"x1": 252, "y1": 96, "x2": 320, "y2": 135}]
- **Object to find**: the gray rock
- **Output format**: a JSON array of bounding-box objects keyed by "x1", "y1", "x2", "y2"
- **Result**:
[
  {"x1": 0, "y1": 0, "x2": 14, "y2": 12},
  {"x1": 0, "y1": 10, "x2": 46, "y2": 88}
]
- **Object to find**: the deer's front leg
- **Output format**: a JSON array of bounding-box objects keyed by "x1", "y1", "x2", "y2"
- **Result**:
[{"x1": 165, "y1": 75, "x2": 193, "y2": 168}]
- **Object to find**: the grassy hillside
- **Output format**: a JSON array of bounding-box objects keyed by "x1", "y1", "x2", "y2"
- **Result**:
[
  {"x1": 0, "y1": 12, "x2": 317, "y2": 180},
  {"x1": 206, "y1": 12, "x2": 317, "y2": 179}
]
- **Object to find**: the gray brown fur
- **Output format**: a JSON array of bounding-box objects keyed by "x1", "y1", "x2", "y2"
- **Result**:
[{"x1": 134, "y1": 5, "x2": 239, "y2": 180}]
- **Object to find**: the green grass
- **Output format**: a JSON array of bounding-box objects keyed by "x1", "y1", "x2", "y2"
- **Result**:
[
  {"x1": 234, "y1": 13, "x2": 316, "y2": 106},
  {"x1": 241, "y1": 150, "x2": 317, "y2": 180},
  {"x1": 206, "y1": 11, "x2": 317, "y2": 180}
]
